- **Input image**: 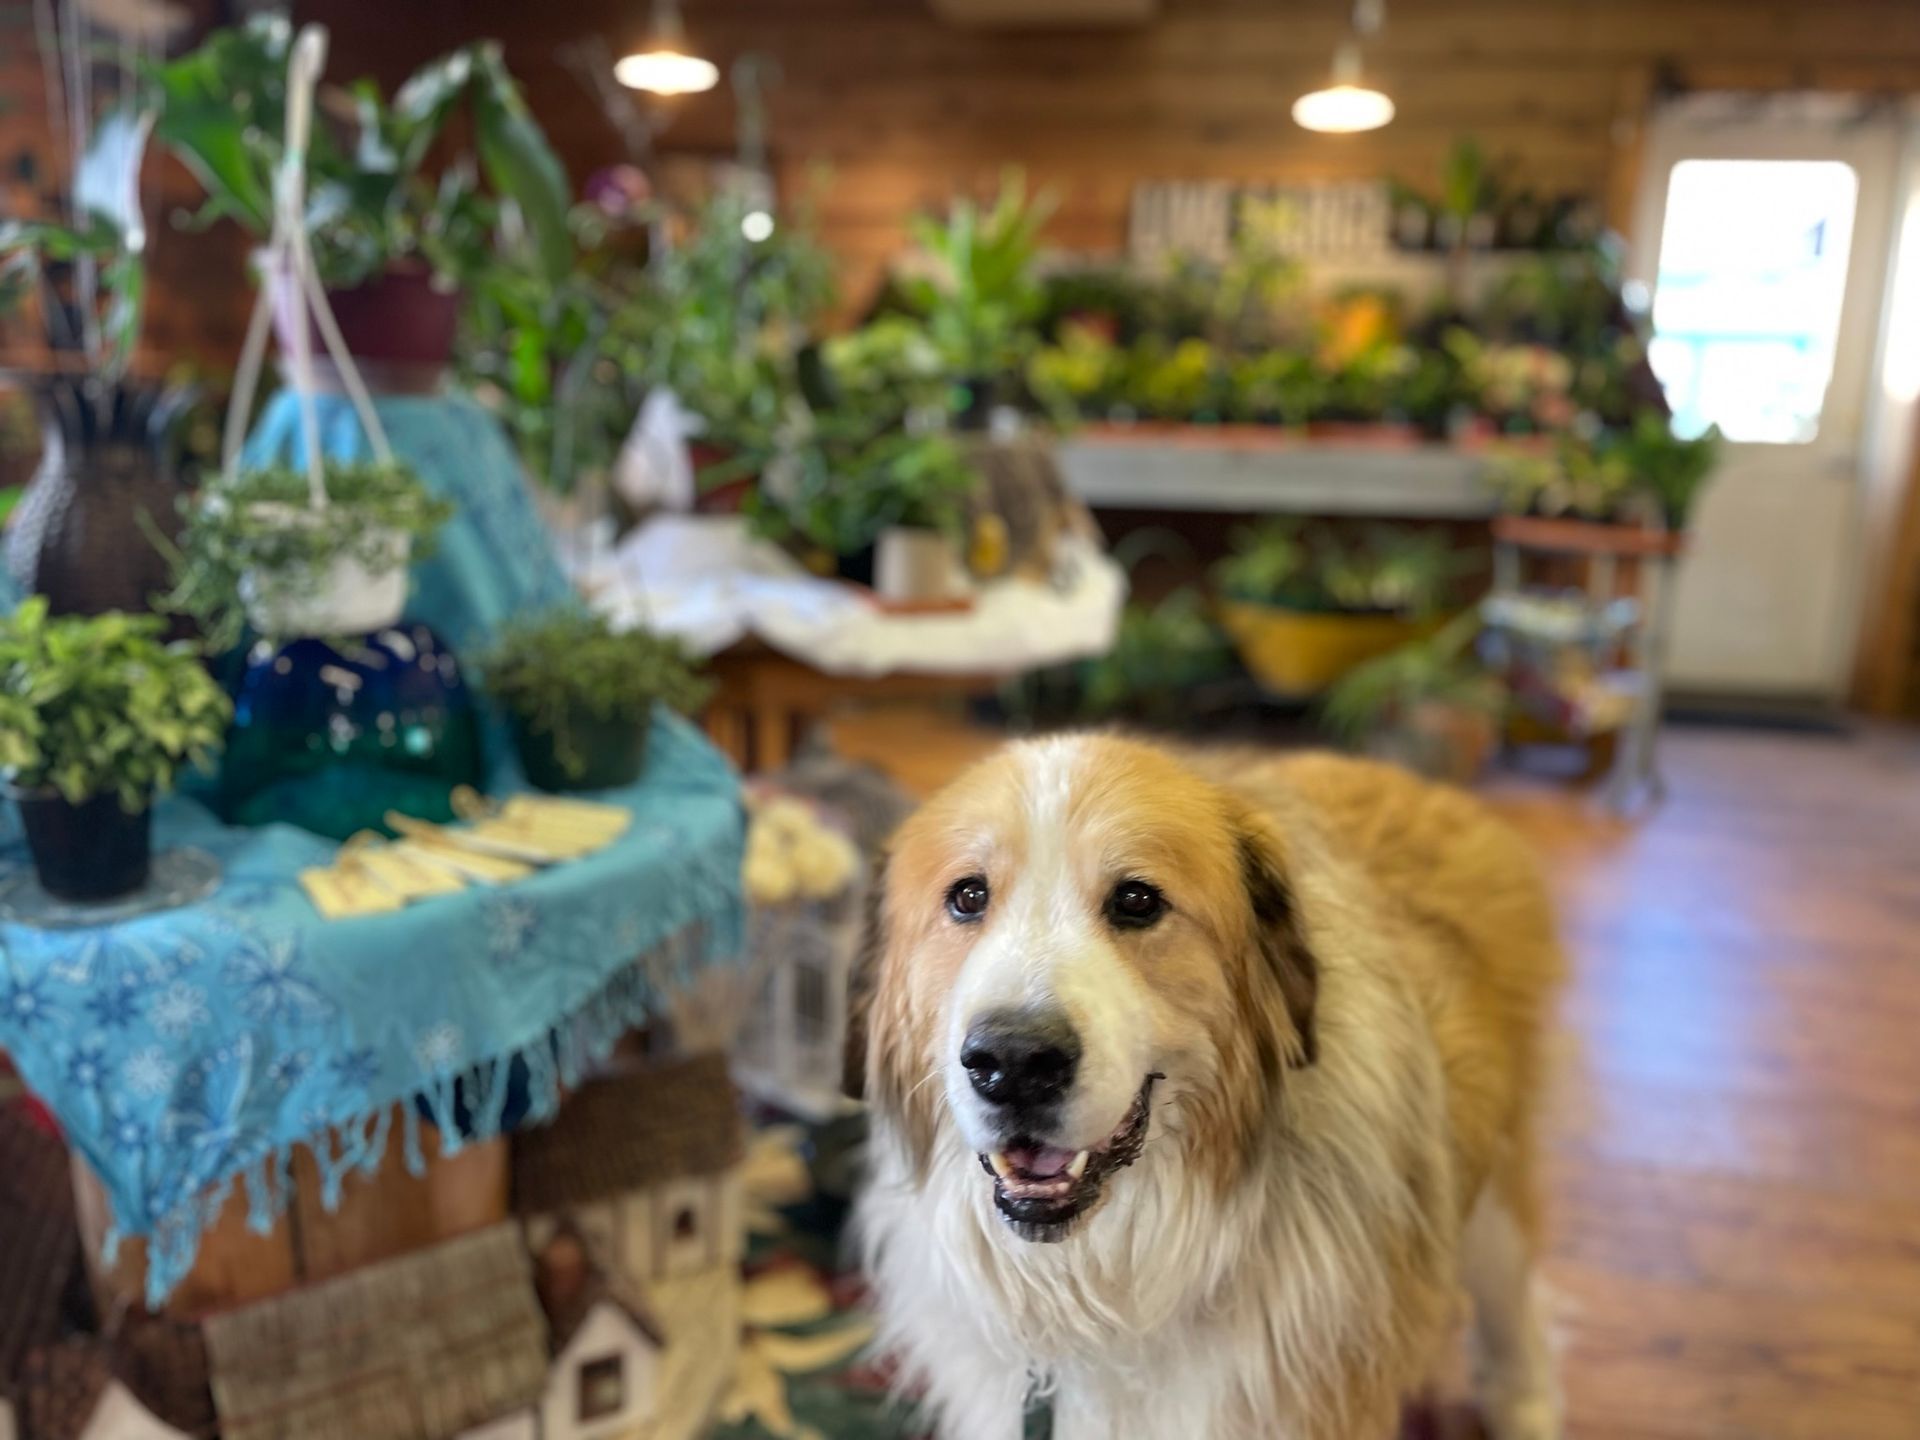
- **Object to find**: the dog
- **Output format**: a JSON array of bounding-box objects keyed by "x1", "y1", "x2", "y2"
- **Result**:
[{"x1": 851, "y1": 735, "x2": 1564, "y2": 1440}]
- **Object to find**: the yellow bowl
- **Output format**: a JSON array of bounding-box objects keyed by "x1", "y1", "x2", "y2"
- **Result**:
[{"x1": 1218, "y1": 600, "x2": 1441, "y2": 698}]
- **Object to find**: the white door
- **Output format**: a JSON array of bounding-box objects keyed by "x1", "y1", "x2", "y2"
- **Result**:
[{"x1": 1629, "y1": 97, "x2": 1903, "y2": 699}]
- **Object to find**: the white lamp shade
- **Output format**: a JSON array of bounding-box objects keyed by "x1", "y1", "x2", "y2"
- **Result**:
[
  {"x1": 1291, "y1": 83, "x2": 1396, "y2": 134},
  {"x1": 614, "y1": 48, "x2": 720, "y2": 95}
]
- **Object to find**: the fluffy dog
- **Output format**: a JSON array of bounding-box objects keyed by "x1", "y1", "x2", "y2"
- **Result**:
[{"x1": 852, "y1": 735, "x2": 1564, "y2": 1440}]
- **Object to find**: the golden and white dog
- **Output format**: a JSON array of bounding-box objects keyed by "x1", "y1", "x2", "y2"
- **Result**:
[{"x1": 852, "y1": 735, "x2": 1564, "y2": 1440}]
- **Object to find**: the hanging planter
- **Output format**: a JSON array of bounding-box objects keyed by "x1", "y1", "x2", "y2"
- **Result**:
[
  {"x1": 155, "y1": 29, "x2": 452, "y2": 652},
  {"x1": 163, "y1": 461, "x2": 450, "y2": 650},
  {"x1": 0, "y1": 600, "x2": 229, "y2": 903},
  {"x1": 260, "y1": 253, "x2": 463, "y2": 381}
]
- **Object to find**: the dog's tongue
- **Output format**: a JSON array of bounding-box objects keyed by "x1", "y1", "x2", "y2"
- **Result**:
[{"x1": 1005, "y1": 1144, "x2": 1077, "y2": 1178}]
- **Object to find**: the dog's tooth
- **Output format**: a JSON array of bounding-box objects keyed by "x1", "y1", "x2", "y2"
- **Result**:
[
  {"x1": 988, "y1": 1152, "x2": 1015, "y2": 1179},
  {"x1": 1067, "y1": 1150, "x2": 1091, "y2": 1179}
]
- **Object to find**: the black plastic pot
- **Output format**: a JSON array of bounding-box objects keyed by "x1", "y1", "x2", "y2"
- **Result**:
[
  {"x1": 12, "y1": 787, "x2": 153, "y2": 901},
  {"x1": 511, "y1": 707, "x2": 651, "y2": 793}
]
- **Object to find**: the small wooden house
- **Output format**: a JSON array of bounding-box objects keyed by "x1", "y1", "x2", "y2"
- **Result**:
[
  {"x1": 203, "y1": 1224, "x2": 549, "y2": 1440},
  {"x1": 529, "y1": 1224, "x2": 668, "y2": 1440},
  {"x1": 513, "y1": 1053, "x2": 745, "y2": 1289},
  {"x1": 512, "y1": 1053, "x2": 745, "y2": 1440}
]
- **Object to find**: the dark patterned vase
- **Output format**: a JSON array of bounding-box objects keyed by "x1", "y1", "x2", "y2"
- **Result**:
[{"x1": 219, "y1": 624, "x2": 484, "y2": 841}]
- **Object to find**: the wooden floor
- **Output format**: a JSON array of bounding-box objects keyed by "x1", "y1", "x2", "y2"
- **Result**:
[{"x1": 825, "y1": 710, "x2": 1920, "y2": 1440}]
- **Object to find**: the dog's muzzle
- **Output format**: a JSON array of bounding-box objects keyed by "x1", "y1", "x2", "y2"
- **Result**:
[{"x1": 977, "y1": 1073, "x2": 1161, "y2": 1242}]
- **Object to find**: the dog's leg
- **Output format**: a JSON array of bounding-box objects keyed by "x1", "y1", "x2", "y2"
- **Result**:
[{"x1": 1462, "y1": 1184, "x2": 1561, "y2": 1440}]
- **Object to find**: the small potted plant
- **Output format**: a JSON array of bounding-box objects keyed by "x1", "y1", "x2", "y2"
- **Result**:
[
  {"x1": 0, "y1": 600, "x2": 230, "y2": 900},
  {"x1": 481, "y1": 608, "x2": 714, "y2": 792},
  {"x1": 1321, "y1": 614, "x2": 1506, "y2": 784},
  {"x1": 741, "y1": 421, "x2": 977, "y2": 598},
  {"x1": 160, "y1": 459, "x2": 454, "y2": 650}
]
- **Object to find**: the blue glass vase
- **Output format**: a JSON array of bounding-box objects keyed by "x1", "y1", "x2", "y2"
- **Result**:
[{"x1": 219, "y1": 624, "x2": 485, "y2": 841}]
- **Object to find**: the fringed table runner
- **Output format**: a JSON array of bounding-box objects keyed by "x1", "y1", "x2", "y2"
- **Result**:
[{"x1": 0, "y1": 711, "x2": 744, "y2": 1305}]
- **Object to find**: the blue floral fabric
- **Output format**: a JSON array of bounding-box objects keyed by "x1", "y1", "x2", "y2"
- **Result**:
[
  {"x1": 0, "y1": 392, "x2": 746, "y2": 1305},
  {"x1": 0, "y1": 713, "x2": 744, "y2": 1305}
]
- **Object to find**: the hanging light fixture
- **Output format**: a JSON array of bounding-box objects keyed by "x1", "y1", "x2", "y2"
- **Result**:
[
  {"x1": 1293, "y1": 0, "x2": 1394, "y2": 134},
  {"x1": 615, "y1": 0, "x2": 719, "y2": 97}
]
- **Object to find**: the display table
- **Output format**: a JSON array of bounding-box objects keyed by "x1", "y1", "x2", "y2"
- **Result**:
[
  {"x1": 584, "y1": 513, "x2": 1126, "y2": 771},
  {"x1": 0, "y1": 389, "x2": 748, "y2": 1306}
]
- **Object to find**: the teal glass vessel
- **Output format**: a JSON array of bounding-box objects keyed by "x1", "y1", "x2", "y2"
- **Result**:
[{"x1": 219, "y1": 625, "x2": 484, "y2": 841}]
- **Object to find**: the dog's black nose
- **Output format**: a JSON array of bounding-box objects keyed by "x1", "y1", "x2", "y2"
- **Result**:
[{"x1": 961, "y1": 1009, "x2": 1081, "y2": 1110}]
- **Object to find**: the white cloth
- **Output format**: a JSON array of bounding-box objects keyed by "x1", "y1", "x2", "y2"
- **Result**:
[{"x1": 583, "y1": 514, "x2": 1127, "y2": 678}]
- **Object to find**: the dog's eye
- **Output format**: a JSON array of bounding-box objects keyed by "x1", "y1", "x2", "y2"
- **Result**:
[
  {"x1": 1107, "y1": 880, "x2": 1167, "y2": 928},
  {"x1": 946, "y1": 876, "x2": 990, "y2": 921}
]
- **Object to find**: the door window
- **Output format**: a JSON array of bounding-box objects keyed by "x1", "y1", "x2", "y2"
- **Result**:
[{"x1": 1648, "y1": 159, "x2": 1859, "y2": 443}]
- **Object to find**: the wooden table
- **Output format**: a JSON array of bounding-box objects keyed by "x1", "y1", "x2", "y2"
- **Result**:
[{"x1": 703, "y1": 641, "x2": 1010, "y2": 774}]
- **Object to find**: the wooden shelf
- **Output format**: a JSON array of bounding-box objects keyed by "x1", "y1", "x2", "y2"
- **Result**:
[
  {"x1": 1057, "y1": 424, "x2": 1512, "y2": 518},
  {"x1": 1492, "y1": 514, "x2": 1688, "y2": 558}
]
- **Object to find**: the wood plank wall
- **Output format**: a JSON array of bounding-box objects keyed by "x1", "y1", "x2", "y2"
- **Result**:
[{"x1": 308, "y1": 0, "x2": 1920, "y2": 311}]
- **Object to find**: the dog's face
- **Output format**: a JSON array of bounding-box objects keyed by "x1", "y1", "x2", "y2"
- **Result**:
[{"x1": 859, "y1": 736, "x2": 1317, "y2": 1242}]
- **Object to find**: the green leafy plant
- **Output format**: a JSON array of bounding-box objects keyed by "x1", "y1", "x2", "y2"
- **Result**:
[
  {"x1": 903, "y1": 170, "x2": 1057, "y2": 381},
  {"x1": 1027, "y1": 322, "x2": 1124, "y2": 423},
  {"x1": 1616, "y1": 411, "x2": 1721, "y2": 528},
  {"x1": 146, "y1": 16, "x2": 572, "y2": 289},
  {"x1": 645, "y1": 192, "x2": 840, "y2": 463},
  {"x1": 1486, "y1": 417, "x2": 1717, "y2": 527},
  {"x1": 480, "y1": 608, "x2": 713, "y2": 780},
  {"x1": 0, "y1": 598, "x2": 230, "y2": 809},
  {"x1": 1215, "y1": 521, "x2": 1475, "y2": 617},
  {"x1": 159, "y1": 460, "x2": 453, "y2": 650},
  {"x1": 742, "y1": 424, "x2": 977, "y2": 559},
  {"x1": 1321, "y1": 612, "x2": 1504, "y2": 746}
]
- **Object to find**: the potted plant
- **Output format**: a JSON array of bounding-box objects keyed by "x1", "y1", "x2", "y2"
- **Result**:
[
  {"x1": 160, "y1": 459, "x2": 454, "y2": 651},
  {"x1": 146, "y1": 17, "x2": 572, "y2": 373},
  {"x1": 1321, "y1": 614, "x2": 1506, "y2": 784},
  {"x1": 902, "y1": 171, "x2": 1056, "y2": 426},
  {"x1": 480, "y1": 608, "x2": 714, "y2": 792},
  {"x1": 0, "y1": 600, "x2": 229, "y2": 900},
  {"x1": 742, "y1": 423, "x2": 977, "y2": 594},
  {"x1": 1213, "y1": 521, "x2": 1476, "y2": 696}
]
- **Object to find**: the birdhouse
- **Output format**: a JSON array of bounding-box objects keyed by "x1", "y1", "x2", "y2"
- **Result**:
[{"x1": 512, "y1": 1052, "x2": 746, "y2": 1440}]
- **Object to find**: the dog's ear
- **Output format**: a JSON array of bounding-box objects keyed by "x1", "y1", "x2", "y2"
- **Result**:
[
  {"x1": 1236, "y1": 827, "x2": 1319, "y2": 1070},
  {"x1": 844, "y1": 855, "x2": 938, "y2": 1175},
  {"x1": 842, "y1": 860, "x2": 887, "y2": 1102}
]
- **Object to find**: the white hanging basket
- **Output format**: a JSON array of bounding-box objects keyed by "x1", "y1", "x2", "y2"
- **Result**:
[
  {"x1": 217, "y1": 24, "x2": 412, "y2": 643},
  {"x1": 236, "y1": 503, "x2": 411, "y2": 638}
]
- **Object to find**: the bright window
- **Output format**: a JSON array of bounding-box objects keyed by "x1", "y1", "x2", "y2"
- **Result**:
[{"x1": 1648, "y1": 159, "x2": 1859, "y2": 443}]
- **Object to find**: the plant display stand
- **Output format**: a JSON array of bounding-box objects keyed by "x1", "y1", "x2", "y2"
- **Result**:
[{"x1": 1489, "y1": 514, "x2": 1686, "y2": 809}]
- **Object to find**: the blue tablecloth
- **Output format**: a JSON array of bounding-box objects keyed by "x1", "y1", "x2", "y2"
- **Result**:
[{"x1": 0, "y1": 390, "x2": 747, "y2": 1305}]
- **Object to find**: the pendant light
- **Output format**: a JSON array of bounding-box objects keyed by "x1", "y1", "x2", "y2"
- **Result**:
[
  {"x1": 615, "y1": 0, "x2": 719, "y2": 97},
  {"x1": 1293, "y1": 0, "x2": 1394, "y2": 135}
]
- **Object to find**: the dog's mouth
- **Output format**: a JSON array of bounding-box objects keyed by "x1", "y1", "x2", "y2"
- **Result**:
[{"x1": 976, "y1": 1073, "x2": 1161, "y2": 1243}]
